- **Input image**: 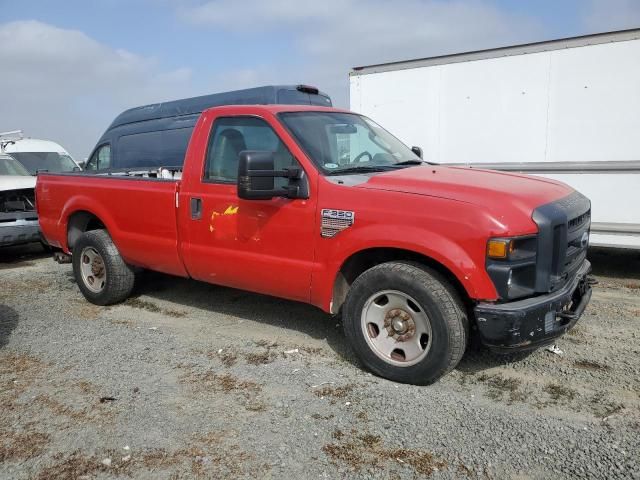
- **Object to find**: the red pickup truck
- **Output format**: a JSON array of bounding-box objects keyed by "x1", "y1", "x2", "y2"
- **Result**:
[{"x1": 37, "y1": 104, "x2": 593, "y2": 384}]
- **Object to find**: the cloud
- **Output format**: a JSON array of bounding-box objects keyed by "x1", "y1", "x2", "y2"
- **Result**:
[
  {"x1": 180, "y1": 0, "x2": 544, "y2": 106},
  {"x1": 0, "y1": 20, "x2": 193, "y2": 158}
]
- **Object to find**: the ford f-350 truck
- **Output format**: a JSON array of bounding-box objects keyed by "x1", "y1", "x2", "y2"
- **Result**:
[{"x1": 36, "y1": 104, "x2": 594, "y2": 384}]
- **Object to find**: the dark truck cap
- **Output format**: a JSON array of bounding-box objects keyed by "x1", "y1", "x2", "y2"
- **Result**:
[{"x1": 107, "y1": 85, "x2": 332, "y2": 132}]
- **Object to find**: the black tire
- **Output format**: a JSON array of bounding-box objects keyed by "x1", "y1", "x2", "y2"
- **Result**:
[
  {"x1": 343, "y1": 261, "x2": 468, "y2": 385},
  {"x1": 72, "y1": 230, "x2": 135, "y2": 306}
]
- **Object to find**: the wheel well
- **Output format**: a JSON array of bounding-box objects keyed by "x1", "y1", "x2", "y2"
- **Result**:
[
  {"x1": 331, "y1": 248, "x2": 470, "y2": 314},
  {"x1": 67, "y1": 211, "x2": 106, "y2": 250}
]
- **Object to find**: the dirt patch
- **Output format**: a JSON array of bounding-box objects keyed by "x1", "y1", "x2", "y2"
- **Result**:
[
  {"x1": 300, "y1": 346, "x2": 326, "y2": 356},
  {"x1": 574, "y1": 359, "x2": 610, "y2": 371},
  {"x1": 36, "y1": 451, "x2": 114, "y2": 480},
  {"x1": 125, "y1": 297, "x2": 187, "y2": 318},
  {"x1": 588, "y1": 391, "x2": 626, "y2": 419},
  {"x1": 0, "y1": 430, "x2": 50, "y2": 462},
  {"x1": 313, "y1": 383, "x2": 356, "y2": 404},
  {"x1": 478, "y1": 373, "x2": 527, "y2": 404},
  {"x1": 209, "y1": 349, "x2": 238, "y2": 367},
  {"x1": 323, "y1": 430, "x2": 448, "y2": 476},
  {"x1": 245, "y1": 350, "x2": 277, "y2": 365},
  {"x1": 72, "y1": 302, "x2": 105, "y2": 320},
  {"x1": 311, "y1": 413, "x2": 335, "y2": 420},
  {"x1": 34, "y1": 394, "x2": 95, "y2": 423},
  {"x1": 37, "y1": 433, "x2": 260, "y2": 479},
  {"x1": 179, "y1": 369, "x2": 265, "y2": 411},
  {"x1": 565, "y1": 324, "x2": 588, "y2": 344},
  {"x1": 543, "y1": 383, "x2": 577, "y2": 403},
  {"x1": 0, "y1": 278, "x2": 50, "y2": 298},
  {"x1": 0, "y1": 351, "x2": 45, "y2": 376}
]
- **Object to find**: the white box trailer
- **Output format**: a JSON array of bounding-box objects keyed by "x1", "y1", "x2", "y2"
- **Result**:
[{"x1": 350, "y1": 29, "x2": 640, "y2": 250}]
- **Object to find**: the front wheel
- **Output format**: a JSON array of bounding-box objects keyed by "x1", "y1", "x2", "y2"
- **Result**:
[
  {"x1": 342, "y1": 262, "x2": 468, "y2": 385},
  {"x1": 72, "y1": 230, "x2": 135, "y2": 305}
]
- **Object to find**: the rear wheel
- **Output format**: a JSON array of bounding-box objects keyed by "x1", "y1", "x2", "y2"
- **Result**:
[
  {"x1": 72, "y1": 230, "x2": 134, "y2": 305},
  {"x1": 343, "y1": 261, "x2": 468, "y2": 385}
]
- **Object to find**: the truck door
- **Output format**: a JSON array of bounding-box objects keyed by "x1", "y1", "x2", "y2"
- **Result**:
[{"x1": 181, "y1": 114, "x2": 317, "y2": 303}]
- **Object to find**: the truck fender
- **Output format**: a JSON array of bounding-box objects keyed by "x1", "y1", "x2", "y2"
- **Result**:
[
  {"x1": 59, "y1": 196, "x2": 119, "y2": 252},
  {"x1": 311, "y1": 224, "x2": 496, "y2": 313}
]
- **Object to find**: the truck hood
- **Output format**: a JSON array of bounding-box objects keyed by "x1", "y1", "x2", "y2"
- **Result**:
[
  {"x1": 0, "y1": 175, "x2": 37, "y2": 192},
  {"x1": 355, "y1": 165, "x2": 572, "y2": 214}
]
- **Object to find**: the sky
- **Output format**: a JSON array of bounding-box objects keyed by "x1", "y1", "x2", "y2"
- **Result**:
[{"x1": 1, "y1": 0, "x2": 639, "y2": 159}]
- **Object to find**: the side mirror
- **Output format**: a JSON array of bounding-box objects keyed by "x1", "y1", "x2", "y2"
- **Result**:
[
  {"x1": 411, "y1": 146, "x2": 423, "y2": 159},
  {"x1": 237, "y1": 150, "x2": 306, "y2": 200},
  {"x1": 76, "y1": 160, "x2": 86, "y2": 170}
]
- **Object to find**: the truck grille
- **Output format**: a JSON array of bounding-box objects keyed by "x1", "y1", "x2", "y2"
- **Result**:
[
  {"x1": 563, "y1": 209, "x2": 590, "y2": 279},
  {"x1": 568, "y1": 210, "x2": 590, "y2": 230},
  {"x1": 532, "y1": 191, "x2": 591, "y2": 293}
]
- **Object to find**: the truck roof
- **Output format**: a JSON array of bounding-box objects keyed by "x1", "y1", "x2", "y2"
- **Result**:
[
  {"x1": 2, "y1": 138, "x2": 69, "y2": 154},
  {"x1": 107, "y1": 85, "x2": 332, "y2": 131},
  {"x1": 200, "y1": 104, "x2": 349, "y2": 115},
  {"x1": 350, "y1": 27, "x2": 640, "y2": 76}
]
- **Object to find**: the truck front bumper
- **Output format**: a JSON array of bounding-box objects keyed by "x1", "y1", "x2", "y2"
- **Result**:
[
  {"x1": 0, "y1": 217, "x2": 41, "y2": 247},
  {"x1": 474, "y1": 260, "x2": 593, "y2": 353}
]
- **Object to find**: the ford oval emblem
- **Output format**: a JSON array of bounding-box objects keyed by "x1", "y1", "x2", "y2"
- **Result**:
[{"x1": 581, "y1": 231, "x2": 589, "y2": 248}]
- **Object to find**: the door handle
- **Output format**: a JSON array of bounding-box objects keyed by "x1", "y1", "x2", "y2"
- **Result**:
[{"x1": 190, "y1": 197, "x2": 202, "y2": 220}]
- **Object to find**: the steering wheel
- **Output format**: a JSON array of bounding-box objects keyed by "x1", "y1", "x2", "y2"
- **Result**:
[{"x1": 353, "y1": 151, "x2": 373, "y2": 163}]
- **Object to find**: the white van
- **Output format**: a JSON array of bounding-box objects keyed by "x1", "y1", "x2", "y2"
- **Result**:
[{"x1": 1, "y1": 130, "x2": 80, "y2": 174}]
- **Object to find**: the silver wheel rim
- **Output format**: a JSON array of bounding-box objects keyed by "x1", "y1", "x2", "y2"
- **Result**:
[
  {"x1": 361, "y1": 290, "x2": 432, "y2": 367},
  {"x1": 79, "y1": 247, "x2": 107, "y2": 294}
]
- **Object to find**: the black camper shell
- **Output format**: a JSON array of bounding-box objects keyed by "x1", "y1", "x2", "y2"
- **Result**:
[{"x1": 84, "y1": 85, "x2": 332, "y2": 171}]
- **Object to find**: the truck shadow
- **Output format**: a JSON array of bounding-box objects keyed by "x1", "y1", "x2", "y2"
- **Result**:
[
  {"x1": 123, "y1": 246, "x2": 638, "y2": 379},
  {"x1": 133, "y1": 271, "x2": 358, "y2": 364},
  {"x1": 0, "y1": 243, "x2": 49, "y2": 270},
  {"x1": 133, "y1": 272, "x2": 534, "y2": 376},
  {"x1": 456, "y1": 343, "x2": 534, "y2": 375},
  {"x1": 588, "y1": 247, "x2": 640, "y2": 280},
  {"x1": 0, "y1": 305, "x2": 19, "y2": 349}
]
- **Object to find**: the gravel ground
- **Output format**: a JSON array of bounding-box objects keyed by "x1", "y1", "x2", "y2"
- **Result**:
[{"x1": 0, "y1": 244, "x2": 639, "y2": 479}]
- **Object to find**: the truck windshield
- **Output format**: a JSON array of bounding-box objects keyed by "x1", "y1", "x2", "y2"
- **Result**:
[
  {"x1": 0, "y1": 157, "x2": 31, "y2": 176},
  {"x1": 9, "y1": 152, "x2": 77, "y2": 174},
  {"x1": 279, "y1": 111, "x2": 421, "y2": 174}
]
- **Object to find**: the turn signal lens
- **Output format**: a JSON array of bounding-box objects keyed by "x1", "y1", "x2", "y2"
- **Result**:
[{"x1": 487, "y1": 239, "x2": 511, "y2": 259}]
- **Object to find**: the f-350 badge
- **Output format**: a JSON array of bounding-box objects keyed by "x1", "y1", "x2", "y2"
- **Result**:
[{"x1": 321, "y1": 209, "x2": 355, "y2": 238}]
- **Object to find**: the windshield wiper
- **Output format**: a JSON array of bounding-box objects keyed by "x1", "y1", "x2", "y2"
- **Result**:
[
  {"x1": 326, "y1": 165, "x2": 396, "y2": 175},
  {"x1": 392, "y1": 159, "x2": 424, "y2": 166},
  {"x1": 392, "y1": 159, "x2": 439, "y2": 167}
]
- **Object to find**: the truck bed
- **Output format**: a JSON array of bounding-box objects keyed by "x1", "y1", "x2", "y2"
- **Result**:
[{"x1": 37, "y1": 173, "x2": 188, "y2": 277}]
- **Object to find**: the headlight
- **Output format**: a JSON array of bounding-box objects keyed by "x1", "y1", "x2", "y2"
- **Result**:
[
  {"x1": 487, "y1": 236, "x2": 537, "y2": 261},
  {"x1": 486, "y1": 236, "x2": 537, "y2": 300}
]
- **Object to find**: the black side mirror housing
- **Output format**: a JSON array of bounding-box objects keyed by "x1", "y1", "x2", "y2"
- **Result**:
[
  {"x1": 237, "y1": 150, "x2": 308, "y2": 200},
  {"x1": 411, "y1": 146, "x2": 423, "y2": 159}
]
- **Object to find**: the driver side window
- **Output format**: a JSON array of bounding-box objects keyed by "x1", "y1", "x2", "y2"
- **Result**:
[{"x1": 204, "y1": 116, "x2": 297, "y2": 185}]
